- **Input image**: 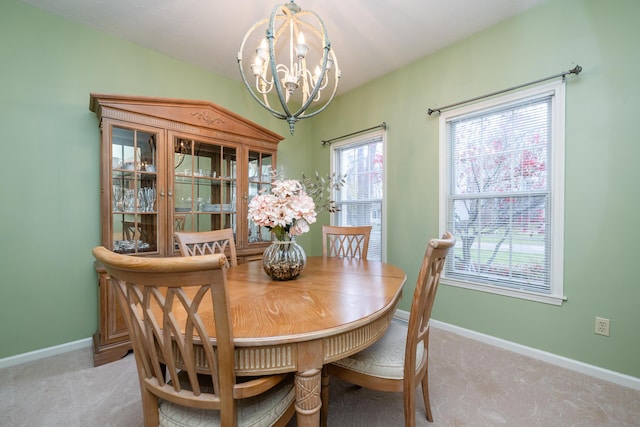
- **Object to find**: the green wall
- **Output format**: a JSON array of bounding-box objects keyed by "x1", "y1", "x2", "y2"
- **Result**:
[
  {"x1": 0, "y1": 0, "x2": 311, "y2": 357},
  {"x1": 1, "y1": 0, "x2": 639, "y2": 380},
  {"x1": 307, "y1": 0, "x2": 640, "y2": 378}
]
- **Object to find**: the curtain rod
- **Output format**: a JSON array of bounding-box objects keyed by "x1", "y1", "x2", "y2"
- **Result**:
[
  {"x1": 427, "y1": 65, "x2": 582, "y2": 116},
  {"x1": 321, "y1": 122, "x2": 387, "y2": 145}
]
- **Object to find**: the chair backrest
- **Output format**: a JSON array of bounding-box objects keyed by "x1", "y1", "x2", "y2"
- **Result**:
[
  {"x1": 175, "y1": 229, "x2": 238, "y2": 266},
  {"x1": 174, "y1": 214, "x2": 186, "y2": 232},
  {"x1": 92, "y1": 246, "x2": 236, "y2": 425},
  {"x1": 322, "y1": 225, "x2": 372, "y2": 259},
  {"x1": 404, "y1": 232, "x2": 455, "y2": 381}
]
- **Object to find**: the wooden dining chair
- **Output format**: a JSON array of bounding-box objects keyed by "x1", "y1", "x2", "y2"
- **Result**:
[
  {"x1": 92, "y1": 246, "x2": 296, "y2": 427},
  {"x1": 174, "y1": 214, "x2": 186, "y2": 232},
  {"x1": 323, "y1": 231, "x2": 455, "y2": 426},
  {"x1": 174, "y1": 229, "x2": 238, "y2": 266},
  {"x1": 322, "y1": 225, "x2": 372, "y2": 259}
]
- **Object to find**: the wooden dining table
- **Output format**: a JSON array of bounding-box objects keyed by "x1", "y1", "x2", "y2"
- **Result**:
[{"x1": 221, "y1": 255, "x2": 407, "y2": 426}]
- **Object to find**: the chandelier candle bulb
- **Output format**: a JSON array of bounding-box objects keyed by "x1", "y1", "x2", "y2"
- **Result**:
[
  {"x1": 326, "y1": 57, "x2": 334, "y2": 70},
  {"x1": 257, "y1": 38, "x2": 268, "y2": 59},
  {"x1": 296, "y1": 33, "x2": 308, "y2": 58},
  {"x1": 251, "y1": 58, "x2": 262, "y2": 76}
]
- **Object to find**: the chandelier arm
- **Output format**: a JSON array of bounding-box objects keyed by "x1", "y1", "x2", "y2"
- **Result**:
[
  {"x1": 300, "y1": 67, "x2": 329, "y2": 95},
  {"x1": 238, "y1": 17, "x2": 285, "y2": 118},
  {"x1": 255, "y1": 74, "x2": 274, "y2": 95},
  {"x1": 295, "y1": 12, "x2": 325, "y2": 39},
  {"x1": 295, "y1": 11, "x2": 327, "y2": 104},
  {"x1": 238, "y1": 56, "x2": 286, "y2": 119},
  {"x1": 288, "y1": 9, "x2": 334, "y2": 117},
  {"x1": 271, "y1": 13, "x2": 290, "y2": 44},
  {"x1": 268, "y1": 4, "x2": 294, "y2": 120},
  {"x1": 288, "y1": 10, "x2": 295, "y2": 76},
  {"x1": 293, "y1": 48, "x2": 336, "y2": 118},
  {"x1": 290, "y1": 18, "x2": 308, "y2": 103},
  {"x1": 262, "y1": 94, "x2": 288, "y2": 120},
  {"x1": 293, "y1": 51, "x2": 340, "y2": 119}
]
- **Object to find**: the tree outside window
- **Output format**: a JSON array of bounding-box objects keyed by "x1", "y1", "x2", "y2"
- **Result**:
[{"x1": 440, "y1": 81, "x2": 565, "y2": 304}]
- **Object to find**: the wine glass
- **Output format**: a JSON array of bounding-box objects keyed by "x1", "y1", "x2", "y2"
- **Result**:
[
  {"x1": 112, "y1": 184, "x2": 122, "y2": 211},
  {"x1": 146, "y1": 187, "x2": 156, "y2": 212},
  {"x1": 124, "y1": 189, "x2": 135, "y2": 211},
  {"x1": 137, "y1": 188, "x2": 146, "y2": 212}
]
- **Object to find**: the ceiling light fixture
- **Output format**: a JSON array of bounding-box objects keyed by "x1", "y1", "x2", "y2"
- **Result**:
[{"x1": 237, "y1": 0, "x2": 340, "y2": 135}]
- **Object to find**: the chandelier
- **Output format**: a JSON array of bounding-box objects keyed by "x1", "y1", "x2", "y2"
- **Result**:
[{"x1": 237, "y1": 1, "x2": 340, "y2": 134}]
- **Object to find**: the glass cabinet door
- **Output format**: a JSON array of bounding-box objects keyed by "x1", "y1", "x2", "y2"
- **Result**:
[
  {"x1": 110, "y1": 126, "x2": 159, "y2": 254},
  {"x1": 247, "y1": 150, "x2": 274, "y2": 244},
  {"x1": 172, "y1": 136, "x2": 237, "y2": 252}
]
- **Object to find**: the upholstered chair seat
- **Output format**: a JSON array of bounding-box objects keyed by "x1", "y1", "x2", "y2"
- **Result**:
[
  {"x1": 159, "y1": 375, "x2": 295, "y2": 427},
  {"x1": 331, "y1": 321, "x2": 424, "y2": 380}
]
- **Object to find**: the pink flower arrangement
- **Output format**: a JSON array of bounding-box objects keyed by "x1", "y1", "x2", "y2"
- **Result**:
[{"x1": 248, "y1": 179, "x2": 317, "y2": 240}]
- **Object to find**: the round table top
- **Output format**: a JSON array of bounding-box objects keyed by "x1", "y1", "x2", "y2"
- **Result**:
[{"x1": 224, "y1": 256, "x2": 406, "y2": 346}]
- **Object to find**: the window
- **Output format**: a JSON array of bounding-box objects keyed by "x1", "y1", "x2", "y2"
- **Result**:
[
  {"x1": 439, "y1": 81, "x2": 565, "y2": 305},
  {"x1": 331, "y1": 130, "x2": 385, "y2": 261}
]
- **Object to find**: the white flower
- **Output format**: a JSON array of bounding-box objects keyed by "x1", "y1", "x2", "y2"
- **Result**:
[
  {"x1": 248, "y1": 178, "x2": 318, "y2": 239},
  {"x1": 290, "y1": 219, "x2": 310, "y2": 236}
]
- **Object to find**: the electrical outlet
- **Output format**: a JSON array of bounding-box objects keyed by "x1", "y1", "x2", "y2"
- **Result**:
[{"x1": 595, "y1": 317, "x2": 610, "y2": 336}]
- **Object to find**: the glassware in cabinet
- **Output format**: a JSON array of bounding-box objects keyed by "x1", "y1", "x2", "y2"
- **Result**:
[
  {"x1": 110, "y1": 126, "x2": 159, "y2": 254},
  {"x1": 247, "y1": 151, "x2": 275, "y2": 244},
  {"x1": 171, "y1": 137, "x2": 239, "y2": 253}
]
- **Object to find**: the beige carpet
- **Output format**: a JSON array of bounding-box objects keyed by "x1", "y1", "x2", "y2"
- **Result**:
[{"x1": 2, "y1": 327, "x2": 639, "y2": 426}]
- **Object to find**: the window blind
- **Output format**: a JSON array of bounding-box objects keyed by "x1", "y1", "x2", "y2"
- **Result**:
[
  {"x1": 445, "y1": 94, "x2": 553, "y2": 294},
  {"x1": 333, "y1": 135, "x2": 384, "y2": 261}
]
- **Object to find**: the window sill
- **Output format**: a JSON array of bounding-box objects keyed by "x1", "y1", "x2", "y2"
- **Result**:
[{"x1": 441, "y1": 278, "x2": 566, "y2": 306}]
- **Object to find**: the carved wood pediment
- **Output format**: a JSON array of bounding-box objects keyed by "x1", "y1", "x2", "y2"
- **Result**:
[{"x1": 90, "y1": 93, "x2": 283, "y2": 145}]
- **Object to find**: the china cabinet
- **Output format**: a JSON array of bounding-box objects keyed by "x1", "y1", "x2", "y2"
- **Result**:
[{"x1": 90, "y1": 94, "x2": 283, "y2": 365}]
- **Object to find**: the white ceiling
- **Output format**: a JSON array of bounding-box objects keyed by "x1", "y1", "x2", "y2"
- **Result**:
[{"x1": 21, "y1": 0, "x2": 546, "y2": 94}]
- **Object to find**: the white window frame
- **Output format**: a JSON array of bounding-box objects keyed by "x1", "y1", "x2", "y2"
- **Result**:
[
  {"x1": 330, "y1": 129, "x2": 387, "y2": 262},
  {"x1": 439, "y1": 80, "x2": 566, "y2": 305}
]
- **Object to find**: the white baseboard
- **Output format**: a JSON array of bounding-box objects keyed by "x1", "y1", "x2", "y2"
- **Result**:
[
  {"x1": 4, "y1": 316, "x2": 640, "y2": 393},
  {"x1": 394, "y1": 309, "x2": 640, "y2": 391},
  {"x1": 0, "y1": 337, "x2": 93, "y2": 369}
]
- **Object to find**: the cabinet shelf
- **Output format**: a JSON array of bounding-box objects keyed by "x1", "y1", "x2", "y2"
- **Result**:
[
  {"x1": 174, "y1": 176, "x2": 233, "y2": 184},
  {"x1": 112, "y1": 211, "x2": 157, "y2": 214}
]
